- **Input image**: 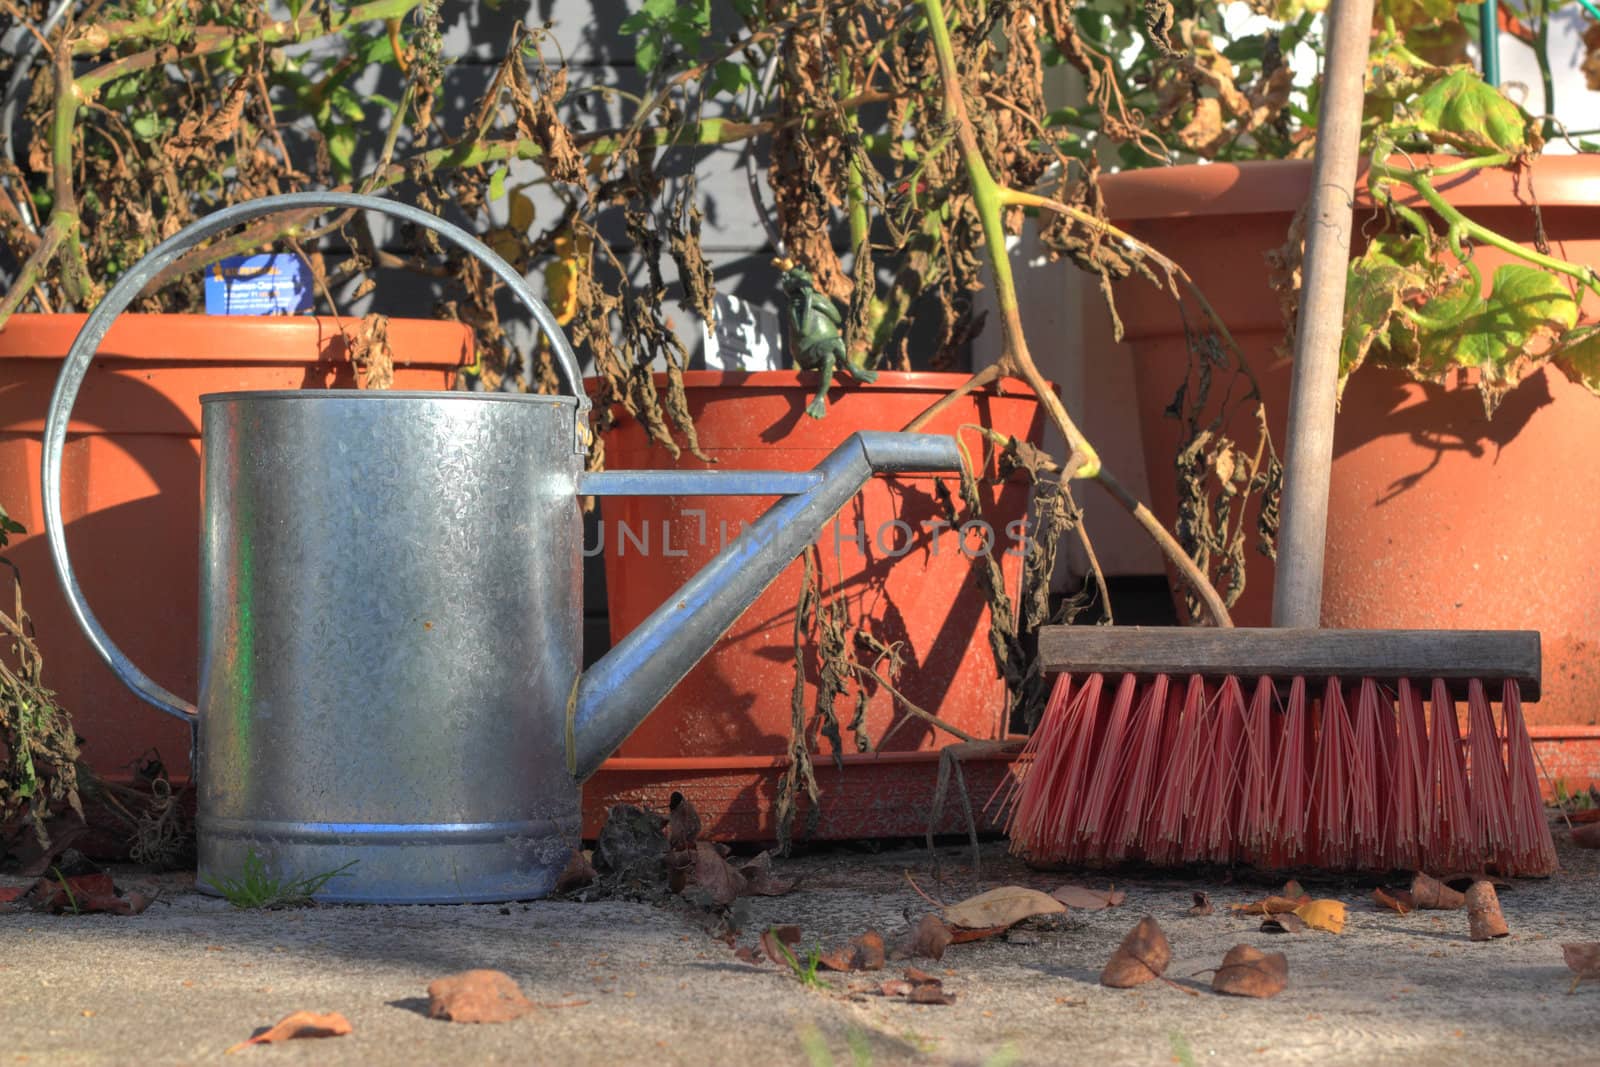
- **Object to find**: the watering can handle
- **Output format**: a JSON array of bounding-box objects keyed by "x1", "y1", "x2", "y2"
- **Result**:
[{"x1": 40, "y1": 191, "x2": 592, "y2": 723}]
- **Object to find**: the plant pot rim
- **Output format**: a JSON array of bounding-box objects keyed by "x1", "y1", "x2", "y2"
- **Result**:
[
  {"x1": 1100, "y1": 154, "x2": 1600, "y2": 222},
  {"x1": 0, "y1": 311, "x2": 472, "y2": 367},
  {"x1": 583, "y1": 368, "x2": 1047, "y2": 396}
]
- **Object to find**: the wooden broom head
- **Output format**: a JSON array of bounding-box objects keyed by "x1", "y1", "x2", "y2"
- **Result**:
[{"x1": 1035, "y1": 627, "x2": 1542, "y2": 702}]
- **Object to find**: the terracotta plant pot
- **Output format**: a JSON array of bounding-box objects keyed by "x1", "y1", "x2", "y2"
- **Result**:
[
  {"x1": 0, "y1": 313, "x2": 471, "y2": 782},
  {"x1": 583, "y1": 371, "x2": 1044, "y2": 840},
  {"x1": 1099, "y1": 156, "x2": 1600, "y2": 787}
]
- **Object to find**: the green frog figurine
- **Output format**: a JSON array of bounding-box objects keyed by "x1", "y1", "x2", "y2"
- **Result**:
[{"x1": 776, "y1": 261, "x2": 877, "y2": 418}]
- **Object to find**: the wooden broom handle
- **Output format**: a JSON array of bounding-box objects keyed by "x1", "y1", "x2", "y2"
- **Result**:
[{"x1": 1271, "y1": 0, "x2": 1376, "y2": 628}]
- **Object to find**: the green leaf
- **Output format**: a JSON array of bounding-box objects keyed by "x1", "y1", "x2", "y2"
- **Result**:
[
  {"x1": 1410, "y1": 68, "x2": 1534, "y2": 155},
  {"x1": 635, "y1": 36, "x2": 660, "y2": 73},
  {"x1": 1405, "y1": 264, "x2": 1578, "y2": 412},
  {"x1": 712, "y1": 61, "x2": 750, "y2": 96},
  {"x1": 130, "y1": 115, "x2": 161, "y2": 141},
  {"x1": 327, "y1": 124, "x2": 357, "y2": 181},
  {"x1": 488, "y1": 166, "x2": 507, "y2": 203},
  {"x1": 348, "y1": 27, "x2": 397, "y2": 67},
  {"x1": 331, "y1": 86, "x2": 366, "y2": 123},
  {"x1": 0, "y1": 503, "x2": 24, "y2": 548}
]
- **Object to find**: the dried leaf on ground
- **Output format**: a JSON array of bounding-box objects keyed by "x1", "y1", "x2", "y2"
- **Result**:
[
  {"x1": 1188, "y1": 892, "x2": 1213, "y2": 916},
  {"x1": 943, "y1": 886, "x2": 1066, "y2": 930},
  {"x1": 667, "y1": 791, "x2": 701, "y2": 851},
  {"x1": 1050, "y1": 884, "x2": 1126, "y2": 910},
  {"x1": 1374, "y1": 887, "x2": 1415, "y2": 915},
  {"x1": 877, "y1": 968, "x2": 956, "y2": 1005},
  {"x1": 1466, "y1": 881, "x2": 1509, "y2": 941},
  {"x1": 1571, "y1": 823, "x2": 1600, "y2": 849},
  {"x1": 1282, "y1": 880, "x2": 1307, "y2": 899},
  {"x1": 817, "y1": 930, "x2": 886, "y2": 973},
  {"x1": 1231, "y1": 894, "x2": 1310, "y2": 916},
  {"x1": 893, "y1": 914, "x2": 954, "y2": 961},
  {"x1": 555, "y1": 849, "x2": 595, "y2": 894},
  {"x1": 1261, "y1": 913, "x2": 1307, "y2": 934},
  {"x1": 426, "y1": 970, "x2": 536, "y2": 1024},
  {"x1": 225, "y1": 1010, "x2": 352, "y2": 1052},
  {"x1": 1411, "y1": 872, "x2": 1466, "y2": 910},
  {"x1": 760, "y1": 925, "x2": 804, "y2": 968},
  {"x1": 1563, "y1": 943, "x2": 1600, "y2": 992},
  {"x1": 682, "y1": 841, "x2": 747, "y2": 905},
  {"x1": 737, "y1": 851, "x2": 797, "y2": 897},
  {"x1": 1569, "y1": 809, "x2": 1600, "y2": 824},
  {"x1": 948, "y1": 924, "x2": 1013, "y2": 944},
  {"x1": 1212, "y1": 945, "x2": 1288, "y2": 998},
  {"x1": 1292, "y1": 900, "x2": 1346, "y2": 934},
  {"x1": 41, "y1": 872, "x2": 154, "y2": 916},
  {"x1": 1101, "y1": 917, "x2": 1171, "y2": 989}
]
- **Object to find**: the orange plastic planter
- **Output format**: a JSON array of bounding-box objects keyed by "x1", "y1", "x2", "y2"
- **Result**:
[
  {"x1": 582, "y1": 371, "x2": 1044, "y2": 840},
  {"x1": 0, "y1": 313, "x2": 471, "y2": 781},
  {"x1": 1101, "y1": 156, "x2": 1600, "y2": 790}
]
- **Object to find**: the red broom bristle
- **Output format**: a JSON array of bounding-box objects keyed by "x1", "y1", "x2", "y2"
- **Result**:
[
  {"x1": 1349, "y1": 678, "x2": 1391, "y2": 871},
  {"x1": 1007, "y1": 669, "x2": 1553, "y2": 877},
  {"x1": 1195, "y1": 675, "x2": 1247, "y2": 863},
  {"x1": 1310, "y1": 679, "x2": 1354, "y2": 869},
  {"x1": 1104, "y1": 673, "x2": 1170, "y2": 861},
  {"x1": 1150, "y1": 675, "x2": 1209, "y2": 866},
  {"x1": 1269, "y1": 676, "x2": 1310, "y2": 867},
  {"x1": 1427, "y1": 678, "x2": 1474, "y2": 874},
  {"x1": 1502, "y1": 679, "x2": 1558, "y2": 876},
  {"x1": 1391, "y1": 679, "x2": 1429, "y2": 871},
  {"x1": 1466, "y1": 678, "x2": 1516, "y2": 873},
  {"x1": 998, "y1": 672, "x2": 1076, "y2": 859},
  {"x1": 1236, "y1": 677, "x2": 1278, "y2": 865},
  {"x1": 1074, "y1": 674, "x2": 1139, "y2": 855},
  {"x1": 1374, "y1": 680, "x2": 1401, "y2": 869}
]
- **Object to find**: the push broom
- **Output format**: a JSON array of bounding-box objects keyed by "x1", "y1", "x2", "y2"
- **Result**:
[{"x1": 999, "y1": 0, "x2": 1557, "y2": 875}]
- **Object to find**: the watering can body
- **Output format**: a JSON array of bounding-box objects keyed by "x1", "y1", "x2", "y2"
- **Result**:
[
  {"x1": 41, "y1": 193, "x2": 966, "y2": 903},
  {"x1": 196, "y1": 390, "x2": 586, "y2": 902}
]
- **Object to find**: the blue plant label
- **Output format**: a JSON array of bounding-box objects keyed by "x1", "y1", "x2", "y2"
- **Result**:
[{"x1": 203, "y1": 253, "x2": 314, "y2": 315}]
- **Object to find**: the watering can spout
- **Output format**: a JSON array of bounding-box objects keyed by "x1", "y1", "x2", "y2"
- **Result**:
[{"x1": 570, "y1": 430, "x2": 964, "y2": 781}]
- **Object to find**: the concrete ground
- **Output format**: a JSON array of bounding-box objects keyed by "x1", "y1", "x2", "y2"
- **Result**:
[{"x1": 3, "y1": 830, "x2": 1598, "y2": 1067}]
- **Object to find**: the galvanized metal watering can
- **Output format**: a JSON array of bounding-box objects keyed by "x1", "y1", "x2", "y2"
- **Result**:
[{"x1": 40, "y1": 192, "x2": 964, "y2": 903}]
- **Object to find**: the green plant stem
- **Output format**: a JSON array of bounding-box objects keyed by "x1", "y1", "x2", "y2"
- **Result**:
[
  {"x1": 1532, "y1": 0, "x2": 1555, "y2": 142},
  {"x1": 914, "y1": 0, "x2": 1236, "y2": 628},
  {"x1": 50, "y1": 45, "x2": 90, "y2": 307},
  {"x1": 75, "y1": 0, "x2": 426, "y2": 93},
  {"x1": 1380, "y1": 15, "x2": 1430, "y2": 67},
  {"x1": 917, "y1": 0, "x2": 1095, "y2": 472},
  {"x1": 1374, "y1": 161, "x2": 1600, "y2": 302}
]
